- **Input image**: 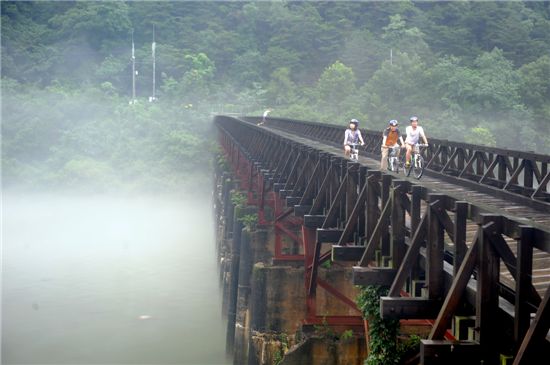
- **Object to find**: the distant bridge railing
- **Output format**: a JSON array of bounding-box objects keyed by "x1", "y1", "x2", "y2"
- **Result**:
[{"x1": 241, "y1": 116, "x2": 550, "y2": 211}]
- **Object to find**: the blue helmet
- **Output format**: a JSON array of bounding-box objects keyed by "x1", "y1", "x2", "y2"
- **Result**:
[
  {"x1": 389, "y1": 119, "x2": 398, "y2": 126},
  {"x1": 350, "y1": 119, "x2": 359, "y2": 126}
]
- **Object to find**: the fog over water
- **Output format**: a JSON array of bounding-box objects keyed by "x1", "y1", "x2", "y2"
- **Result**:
[{"x1": 2, "y1": 192, "x2": 229, "y2": 365}]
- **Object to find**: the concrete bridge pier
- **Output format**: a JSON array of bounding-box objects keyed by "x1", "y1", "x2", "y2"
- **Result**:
[
  {"x1": 225, "y1": 205, "x2": 244, "y2": 357},
  {"x1": 216, "y1": 172, "x2": 233, "y2": 317},
  {"x1": 215, "y1": 153, "x2": 369, "y2": 365}
]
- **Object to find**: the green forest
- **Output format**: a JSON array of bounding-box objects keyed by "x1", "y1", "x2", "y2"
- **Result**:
[{"x1": 2, "y1": 1, "x2": 550, "y2": 192}]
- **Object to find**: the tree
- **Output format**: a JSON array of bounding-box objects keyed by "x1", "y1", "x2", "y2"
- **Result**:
[
  {"x1": 266, "y1": 67, "x2": 296, "y2": 107},
  {"x1": 465, "y1": 126, "x2": 496, "y2": 147},
  {"x1": 315, "y1": 61, "x2": 358, "y2": 121},
  {"x1": 317, "y1": 61, "x2": 356, "y2": 107},
  {"x1": 381, "y1": 14, "x2": 431, "y2": 60},
  {"x1": 179, "y1": 53, "x2": 216, "y2": 104},
  {"x1": 341, "y1": 30, "x2": 386, "y2": 85},
  {"x1": 229, "y1": 50, "x2": 266, "y2": 87},
  {"x1": 472, "y1": 48, "x2": 521, "y2": 111},
  {"x1": 361, "y1": 52, "x2": 428, "y2": 127},
  {"x1": 518, "y1": 56, "x2": 550, "y2": 113},
  {"x1": 49, "y1": 2, "x2": 132, "y2": 51},
  {"x1": 429, "y1": 56, "x2": 479, "y2": 114}
]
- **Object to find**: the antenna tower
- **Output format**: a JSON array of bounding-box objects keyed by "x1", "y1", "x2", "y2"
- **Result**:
[
  {"x1": 151, "y1": 25, "x2": 156, "y2": 102},
  {"x1": 131, "y1": 30, "x2": 136, "y2": 103}
]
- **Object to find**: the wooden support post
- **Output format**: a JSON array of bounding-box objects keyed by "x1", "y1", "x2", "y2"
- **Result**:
[
  {"x1": 524, "y1": 160, "x2": 534, "y2": 189},
  {"x1": 421, "y1": 340, "x2": 481, "y2": 365},
  {"x1": 498, "y1": 155, "x2": 507, "y2": 182},
  {"x1": 323, "y1": 174, "x2": 348, "y2": 228},
  {"x1": 410, "y1": 185, "x2": 422, "y2": 235},
  {"x1": 476, "y1": 151, "x2": 485, "y2": 177},
  {"x1": 388, "y1": 208, "x2": 429, "y2": 297},
  {"x1": 441, "y1": 146, "x2": 449, "y2": 170},
  {"x1": 310, "y1": 165, "x2": 333, "y2": 214},
  {"x1": 294, "y1": 205, "x2": 312, "y2": 217},
  {"x1": 515, "y1": 226, "x2": 534, "y2": 345},
  {"x1": 531, "y1": 170, "x2": 550, "y2": 199},
  {"x1": 353, "y1": 267, "x2": 397, "y2": 286},
  {"x1": 304, "y1": 215, "x2": 326, "y2": 228},
  {"x1": 381, "y1": 174, "x2": 392, "y2": 256},
  {"x1": 303, "y1": 225, "x2": 317, "y2": 322},
  {"x1": 504, "y1": 160, "x2": 524, "y2": 191},
  {"x1": 308, "y1": 238, "x2": 322, "y2": 297},
  {"x1": 429, "y1": 230, "x2": 479, "y2": 340},
  {"x1": 332, "y1": 245, "x2": 365, "y2": 261},
  {"x1": 346, "y1": 164, "x2": 358, "y2": 226},
  {"x1": 291, "y1": 151, "x2": 313, "y2": 197},
  {"x1": 357, "y1": 166, "x2": 368, "y2": 239},
  {"x1": 358, "y1": 196, "x2": 392, "y2": 267},
  {"x1": 513, "y1": 284, "x2": 550, "y2": 365},
  {"x1": 316, "y1": 229, "x2": 343, "y2": 243},
  {"x1": 337, "y1": 180, "x2": 368, "y2": 246},
  {"x1": 453, "y1": 201, "x2": 468, "y2": 277},
  {"x1": 391, "y1": 180, "x2": 406, "y2": 268},
  {"x1": 380, "y1": 297, "x2": 441, "y2": 319},
  {"x1": 475, "y1": 214, "x2": 501, "y2": 364},
  {"x1": 427, "y1": 194, "x2": 446, "y2": 301},
  {"x1": 308, "y1": 228, "x2": 343, "y2": 297},
  {"x1": 365, "y1": 170, "x2": 381, "y2": 242}
]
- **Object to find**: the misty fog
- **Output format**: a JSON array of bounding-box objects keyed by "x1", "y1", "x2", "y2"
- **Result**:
[
  {"x1": 2, "y1": 192, "x2": 229, "y2": 364},
  {"x1": 2, "y1": 1, "x2": 549, "y2": 364}
]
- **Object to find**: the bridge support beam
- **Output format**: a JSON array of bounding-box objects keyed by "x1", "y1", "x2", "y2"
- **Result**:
[{"x1": 215, "y1": 115, "x2": 550, "y2": 365}]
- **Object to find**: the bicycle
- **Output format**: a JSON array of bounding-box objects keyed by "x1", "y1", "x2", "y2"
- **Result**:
[
  {"x1": 405, "y1": 143, "x2": 428, "y2": 179},
  {"x1": 349, "y1": 143, "x2": 359, "y2": 161},
  {"x1": 386, "y1": 145, "x2": 402, "y2": 173}
]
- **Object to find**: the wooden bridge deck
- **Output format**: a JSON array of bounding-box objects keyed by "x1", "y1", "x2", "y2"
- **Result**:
[
  {"x1": 216, "y1": 115, "x2": 550, "y2": 363},
  {"x1": 262, "y1": 123, "x2": 550, "y2": 296},
  {"x1": 263, "y1": 124, "x2": 550, "y2": 224}
]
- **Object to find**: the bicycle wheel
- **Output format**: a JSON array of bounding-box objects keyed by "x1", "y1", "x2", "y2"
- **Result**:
[
  {"x1": 413, "y1": 155, "x2": 424, "y2": 179},
  {"x1": 391, "y1": 157, "x2": 399, "y2": 173}
]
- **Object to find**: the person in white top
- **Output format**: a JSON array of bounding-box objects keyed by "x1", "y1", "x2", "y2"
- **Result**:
[
  {"x1": 257, "y1": 109, "x2": 272, "y2": 126},
  {"x1": 343, "y1": 119, "x2": 365, "y2": 158},
  {"x1": 404, "y1": 116, "x2": 428, "y2": 167}
]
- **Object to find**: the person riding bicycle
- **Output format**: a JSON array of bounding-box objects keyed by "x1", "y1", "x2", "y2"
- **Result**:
[
  {"x1": 381, "y1": 119, "x2": 405, "y2": 170},
  {"x1": 404, "y1": 116, "x2": 428, "y2": 167},
  {"x1": 344, "y1": 119, "x2": 365, "y2": 158}
]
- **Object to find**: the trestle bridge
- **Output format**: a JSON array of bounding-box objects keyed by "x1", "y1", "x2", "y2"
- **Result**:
[{"x1": 214, "y1": 114, "x2": 550, "y2": 365}]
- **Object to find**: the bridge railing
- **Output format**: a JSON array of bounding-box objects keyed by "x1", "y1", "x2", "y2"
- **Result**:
[
  {"x1": 241, "y1": 116, "x2": 550, "y2": 209},
  {"x1": 216, "y1": 114, "x2": 550, "y2": 364}
]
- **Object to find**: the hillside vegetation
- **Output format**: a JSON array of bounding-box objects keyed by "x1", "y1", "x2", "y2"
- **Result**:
[{"x1": 2, "y1": 1, "x2": 549, "y2": 191}]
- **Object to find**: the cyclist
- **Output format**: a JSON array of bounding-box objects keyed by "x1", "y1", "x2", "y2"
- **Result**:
[
  {"x1": 404, "y1": 116, "x2": 428, "y2": 167},
  {"x1": 381, "y1": 119, "x2": 405, "y2": 170},
  {"x1": 344, "y1": 119, "x2": 365, "y2": 158}
]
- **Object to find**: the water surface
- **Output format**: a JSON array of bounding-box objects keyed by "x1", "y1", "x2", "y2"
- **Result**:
[{"x1": 2, "y1": 193, "x2": 228, "y2": 365}]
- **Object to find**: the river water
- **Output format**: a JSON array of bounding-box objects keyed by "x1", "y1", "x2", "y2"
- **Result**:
[{"x1": 2, "y1": 192, "x2": 229, "y2": 365}]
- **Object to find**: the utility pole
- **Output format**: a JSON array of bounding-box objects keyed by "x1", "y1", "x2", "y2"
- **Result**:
[
  {"x1": 151, "y1": 25, "x2": 156, "y2": 102},
  {"x1": 390, "y1": 48, "x2": 393, "y2": 66},
  {"x1": 131, "y1": 30, "x2": 136, "y2": 104}
]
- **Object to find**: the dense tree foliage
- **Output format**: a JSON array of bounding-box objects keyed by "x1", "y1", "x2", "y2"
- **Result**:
[{"x1": 2, "y1": 1, "x2": 549, "y2": 191}]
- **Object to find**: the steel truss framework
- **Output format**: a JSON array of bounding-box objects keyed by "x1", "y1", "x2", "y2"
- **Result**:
[{"x1": 216, "y1": 115, "x2": 550, "y2": 364}]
